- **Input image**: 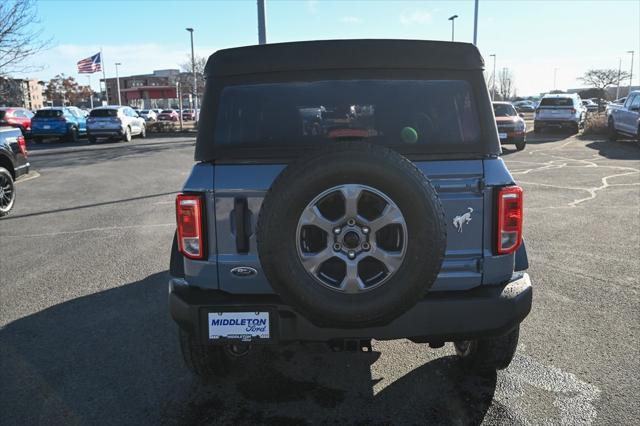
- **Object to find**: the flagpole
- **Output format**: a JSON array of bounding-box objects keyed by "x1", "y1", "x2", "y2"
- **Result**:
[
  {"x1": 87, "y1": 74, "x2": 93, "y2": 109},
  {"x1": 101, "y1": 47, "x2": 108, "y2": 105}
]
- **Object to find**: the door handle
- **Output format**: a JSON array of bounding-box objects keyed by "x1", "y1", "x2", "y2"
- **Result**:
[{"x1": 233, "y1": 197, "x2": 250, "y2": 253}]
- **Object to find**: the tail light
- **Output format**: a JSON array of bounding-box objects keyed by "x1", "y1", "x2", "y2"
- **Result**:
[
  {"x1": 496, "y1": 186, "x2": 523, "y2": 255},
  {"x1": 17, "y1": 135, "x2": 27, "y2": 156},
  {"x1": 176, "y1": 193, "x2": 206, "y2": 259},
  {"x1": 570, "y1": 108, "x2": 576, "y2": 114}
]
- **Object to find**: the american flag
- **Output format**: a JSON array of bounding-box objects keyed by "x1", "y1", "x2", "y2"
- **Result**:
[{"x1": 77, "y1": 53, "x2": 102, "y2": 74}]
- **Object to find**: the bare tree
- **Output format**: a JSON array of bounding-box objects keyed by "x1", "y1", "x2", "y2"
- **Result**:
[
  {"x1": 0, "y1": 0, "x2": 51, "y2": 77},
  {"x1": 44, "y1": 74, "x2": 90, "y2": 106},
  {"x1": 578, "y1": 69, "x2": 630, "y2": 91},
  {"x1": 178, "y1": 54, "x2": 206, "y2": 104},
  {"x1": 498, "y1": 68, "x2": 515, "y2": 100}
]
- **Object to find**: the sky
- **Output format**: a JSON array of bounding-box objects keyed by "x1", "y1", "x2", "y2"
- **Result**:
[{"x1": 17, "y1": 0, "x2": 640, "y2": 96}]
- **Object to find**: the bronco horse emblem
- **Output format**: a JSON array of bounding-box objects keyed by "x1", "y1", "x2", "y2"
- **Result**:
[{"x1": 452, "y1": 207, "x2": 474, "y2": 233}]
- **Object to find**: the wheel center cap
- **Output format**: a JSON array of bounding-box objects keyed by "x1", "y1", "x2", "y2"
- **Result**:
[{"x1": 343, "y1": 231, "x2": 360, "y2": 249}]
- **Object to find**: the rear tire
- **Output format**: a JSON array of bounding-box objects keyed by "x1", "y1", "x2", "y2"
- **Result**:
[
  {"x1": 608, "y1": 118, "x2": 618, "y2": 141},
  {"x1": 454, "y1": 326, "x2": 519, "y2": 374},
  {"x1": 67, "y1": 127, "x2": 79, "y2": 143},
  {"x1": 515, "y1": 141, "x2": 526, "y2": 151},
  {"x1": 122, "y1": 126, "x2": 132, "y2": 142},
  {"x1": 0, "y1": 167, "x2": 16, "y2": 218},
  {"x1": 88, "y1": 136, "x2": 97, "y2": 144},
  {"x1": 139, "y1": 124, "x2": 146, "y2": 138}
]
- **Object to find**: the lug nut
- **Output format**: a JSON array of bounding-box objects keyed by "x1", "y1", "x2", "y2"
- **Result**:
[
  {"x1": 348, "y1": 251, "x2": 356, "y2": 259},
  {"x1": 362, "y1": 242, "x2": 370, "y2": 250},
  {"x1": 333, "y1": 243, "x2": 342, "y2": 251},
  {"x1": 362, "y1": 226, "x2": 370, "y2": 234},
  {"x1": 333, "y1": 227, "x2": 341, "y2": 235},
  {"x1": 347, "y1": 218, "x2": 356, "y2": 226}
]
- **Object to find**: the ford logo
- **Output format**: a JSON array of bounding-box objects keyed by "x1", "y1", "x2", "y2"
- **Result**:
[{"x1": 230, "y1": 266, "x2": 258, "y2": 277}]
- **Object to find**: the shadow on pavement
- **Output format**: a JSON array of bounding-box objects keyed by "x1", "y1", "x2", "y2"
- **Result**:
[
  {"x1": 2, "y1": 191, "x2": 177, "y2": 221},
  {"x1": 1, "y1": 271, "x2": 503, "y2": 425},
  {"x1": 585, "y1": 139, "x2": 640, "y2": 160}
]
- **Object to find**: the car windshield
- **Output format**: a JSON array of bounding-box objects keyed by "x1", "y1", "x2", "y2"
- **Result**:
[
  {"x1": 90, "y1": 109, "x2": 118, "y2": 117},
  {"x1": 140, "y1": 110, "x2": 149, "y2": 114},
  {"x1": 540, "y1": 98, "x2": 573, "y2": 107},
  {"x1": 493, "y1": 104, "x2": 517, "y2": 117},
  {"x1": 35, "y1": 109, "x2": 63, "y2": 118},
  {"x1": 214, "y1": 80, "x2": 481, "y2": 147},
  {"x1": 161, "y1": 110, "x2": 173, "y2": 113}
]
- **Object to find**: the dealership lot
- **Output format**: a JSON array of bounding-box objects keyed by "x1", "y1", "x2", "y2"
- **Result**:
[{"x1": 0, "y1": 133, "x2": 638, "y2": 425}]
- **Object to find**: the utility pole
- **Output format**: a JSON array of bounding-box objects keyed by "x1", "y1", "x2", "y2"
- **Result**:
[
  {"x1": 490, "y1": 54, "x2": 496, "y2": 100},
  {"x1": 257, "y1": 0, "x2": 267, "y2": 44},
  {"x1": 473, "y1": 0, "x2": 479, "y2": 45},
  {"x1": 616, "y1": 57, "x2": 622, "y2": 100},
  {"x1": 448, "y1": 15, "x2": 458, "y2": 42},
  {"x1": 628, "y1": 50, "x2": 635, "y2": 95},
  {"x1": 186, "y1": 28, "x2": 198, "y2": 122},
  {"x1": 115, "y1": 62, "x2": 122, "y2": 106},
  {"x1": 100, "y1": 47, "x2": 108, "y2": 105}
]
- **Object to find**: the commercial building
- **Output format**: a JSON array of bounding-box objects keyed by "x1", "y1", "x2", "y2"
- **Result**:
[
  {"x1": 102, "y1": 69, "x2": 180, "y2": 109},
  {"x1": 0, "y1": 78, "x2": 45, "y2": 110}
]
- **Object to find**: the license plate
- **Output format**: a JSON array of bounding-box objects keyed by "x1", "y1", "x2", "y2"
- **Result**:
[
  {"x1": 498, "y1": 132, "x2": 507, "y2": 139},
  {"x1": 43, "y1": 125, "x2": 50, "y2": 129},
  {"x1": 208, "y1": 311, "x2": 270, "y2": 341}
]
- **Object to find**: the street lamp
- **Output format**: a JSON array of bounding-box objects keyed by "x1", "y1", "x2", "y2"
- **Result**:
[
  {"x1": 489, "y1": 54, "x2": 496, "y2": 100},
  {"x1": 448, "y1": 15, "x2": 459, "y2": 42},
  {"x1": 186, "y1": 28, "x2": 198, "y2": 122},
  {"x1": 114, "y1": 62, "x2": 122, "y2": 106},
  {"x1": 627, "y1": 50, "x2": 635, "y2": 95},
  {"x1": 257, "y1": 0, "x2": 267, "y2": 44}
]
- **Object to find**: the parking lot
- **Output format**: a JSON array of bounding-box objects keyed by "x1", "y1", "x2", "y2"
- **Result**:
[{"x1": 0, "y1": 131, "x2": 638, "y2": 425}]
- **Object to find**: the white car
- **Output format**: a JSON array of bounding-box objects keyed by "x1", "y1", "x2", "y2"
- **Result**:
[
  {"x1": 86, "y1": 106, "x2": 146, "y2": 143},
  {"x1": 534, "y1": 93, "x2": 586, "y2": 133},
  {"x1": 608, "y1": 90, "x2": 640, "y2": 141},
  {"x1": 139, "y1": 110, "x2": 157, "y2": 122}
]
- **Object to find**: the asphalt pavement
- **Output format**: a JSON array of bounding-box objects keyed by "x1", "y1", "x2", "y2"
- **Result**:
[{"x1": 0, "y1": 131, "x2": 638, "y2": 425}]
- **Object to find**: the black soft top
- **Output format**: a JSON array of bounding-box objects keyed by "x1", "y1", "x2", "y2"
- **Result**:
[{"x1": 205, "y1": 39, "x2": 484, "y2": 77}]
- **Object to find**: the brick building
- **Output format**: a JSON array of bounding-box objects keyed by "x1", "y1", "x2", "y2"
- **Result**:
[
  {"x1": 102, "y1": 69, "x2": 180, "y2": 109},
  {"x1": 0, "y1": 78, "x2": 45, "y2": 110}
]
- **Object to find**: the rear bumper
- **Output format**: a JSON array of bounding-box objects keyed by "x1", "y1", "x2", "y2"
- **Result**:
[
  {"x1": 499, "y1": 133, "x2": 525, "y2": 144},
  {"x1": 87, "y1": 129, "x2": 124, "y2": 137},
  {"x1": 30, "y1": 130, "x2": 67, "y2": 137},
  {"x1": 15, "y1": 163, "x2": 30, "y2": 179},
  {"x1": 169, "y1": 273, "x2": 532, "y2": 344},
  {"x1": 535, "y1": 119, "x2": 578, "y2": 127}
]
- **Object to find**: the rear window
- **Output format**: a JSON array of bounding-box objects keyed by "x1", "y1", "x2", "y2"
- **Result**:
[
  {"x1": 90, "y1": 109, "x2": 118, "y2": 117},
  {"x1": 493, "y1": 104, "x2": 517, "y2": 117},
  {"x1": 214, "y1": 80, "x2": 481, "y2": 148},
  {"x1": 35, "y1": 109, "x2": 63, "y2": 118},
  {"x1": 0, "y1": 111, "x2": 6, "y2": 119},
  {"x1": 161, "y1": 110, "x2": 174, "y2": 113},
  {"x1": 540, "y1": 98, "x2": 573, "y2": 107}
]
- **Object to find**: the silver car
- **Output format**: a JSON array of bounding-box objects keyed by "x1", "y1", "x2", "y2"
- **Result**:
[
  {"x1": 534, "y1": 93, "x2": 586, "y2": 133},
  {"x1": 86, "y1": 106, "x2": 147, "y2": 143},
  {"x1": 139, "y1": 109, "x2": 157, "y2": 122}
]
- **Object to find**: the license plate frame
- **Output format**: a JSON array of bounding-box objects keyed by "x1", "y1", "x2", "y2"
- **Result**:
[{"x1": 203, "y1": 308, "x2": 276, "y2": 343}]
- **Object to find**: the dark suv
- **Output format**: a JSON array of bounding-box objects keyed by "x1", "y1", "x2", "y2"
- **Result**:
[{"x1": 169, "y1": 40, "x2": 532, "y2": 378}]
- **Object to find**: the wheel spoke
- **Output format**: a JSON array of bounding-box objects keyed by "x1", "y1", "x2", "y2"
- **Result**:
[
  {"x1": 300, "y1": 247, "x2": 334, "y2": 274},
  {"x1": 368, "y1": 245, "x2": 404, "y2": 273},
  {"x1": 339, "y1": 259, "x2": 366, "y2": 293},
  {"x1": 368, "y1": 203, "x2": 404, "y2": 232},
  {"x1": 340, "y1": 185, "x2": 362, "y2": 219},
  {"x1": 299, "y1": 205, "x2": 337, "y2": 233}
]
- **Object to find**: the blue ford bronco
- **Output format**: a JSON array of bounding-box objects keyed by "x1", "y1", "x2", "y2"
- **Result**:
[{"x1": 169, "y1": 39, "x2": 532, "y2": 378}]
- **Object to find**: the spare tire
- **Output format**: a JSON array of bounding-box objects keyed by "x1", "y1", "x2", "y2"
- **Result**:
[{"x1": 257, "y1": 142, "x2": 446, "y2": 328}]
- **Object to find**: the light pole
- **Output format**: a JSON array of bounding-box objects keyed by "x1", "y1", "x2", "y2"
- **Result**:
[
  {"x1": 87, "y1": 75, "x2": 93, "y2": 109},
  {"x1": 627, "y1": 50, "x2": 635, "y2": 95},
  {"x1": 186, "y1": 28, "x2": 198, "y2": 122},
  {"x1": 473, "y1": 0, "x2": 479, "y2": 45},
  {"x1": 489, "y1": 54, "x2": 496, "y2": 100},
  {"x1": 448, "y1": 15, "x2": 458, "y2": 42},
  {"x1": 115, "y1": 62, "x2": 122, "y2": 106},
  {"x1": 616, "y1": 57, "x2": 622, "y2": 100},
  {"x1": 257, "y1": 0, "x2": 267, "y2": 45}
]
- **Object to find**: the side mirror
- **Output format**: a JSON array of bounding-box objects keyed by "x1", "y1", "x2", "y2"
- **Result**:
[{"x1": 518, "y1": 113, "x2": 525, "y2": 118}]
